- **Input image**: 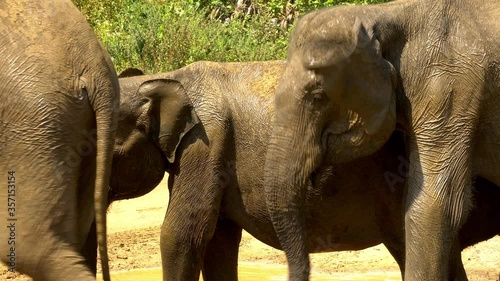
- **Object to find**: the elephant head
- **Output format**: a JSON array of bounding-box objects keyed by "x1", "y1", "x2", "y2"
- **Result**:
[
  {"x1": 264, "y1": 11, "x2": 397, "y2": 279},
  {"x1": 110, "y1": 71, "x2": 199, "y2": 202}
]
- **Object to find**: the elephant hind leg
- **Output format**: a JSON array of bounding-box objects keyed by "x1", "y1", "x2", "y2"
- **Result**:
[
  {"x1": 81, "y1": 220, "x2": 97, "y2": 276},
  {"x1": 202, "y1": 219, "x2": 242, "y2": 281},
  {"x1": 8, "y1": 200, "x2": 96, "y2": 280},
  {"x1": 0, "y1": 153, "x2": 96, "y2": 280},
  {"x1": 9, "y1": 230, "x2": 95, "y2": 281}
]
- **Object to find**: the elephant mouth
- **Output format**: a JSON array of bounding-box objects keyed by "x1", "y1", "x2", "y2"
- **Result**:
[{"x1": 319, "y1": 110, "x2": 374, "y2": 165}]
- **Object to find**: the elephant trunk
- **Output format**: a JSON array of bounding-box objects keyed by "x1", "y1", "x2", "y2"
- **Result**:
[{"x1": 264, "y1": 120, "x2": 322, "y2": 281}]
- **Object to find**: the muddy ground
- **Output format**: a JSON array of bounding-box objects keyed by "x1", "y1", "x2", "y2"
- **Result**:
[{"x1": 2, "y1": 177, "x2": 499, "y2": 280}]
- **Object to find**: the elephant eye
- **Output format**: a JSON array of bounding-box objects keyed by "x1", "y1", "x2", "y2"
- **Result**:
[
  {"x1": 311, "y1": 88, "x2": 326, "y2": 99},
  {"x1": 308, "y1": 88, "x2": 329, "y2": 105},
  {"x1": 137, "y1": 123, "x2": 147, "y2": 134}
]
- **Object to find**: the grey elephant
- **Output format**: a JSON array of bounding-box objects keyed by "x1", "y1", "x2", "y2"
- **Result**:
[
  {"x1": 262, "y1": 0, "x2": 500, "y2": 280},
  {"x1": 111, "y1": 61, "x2": 499, "y2": 281},
  {"x1": 0, "y1": 1, "x2": 118, "y2": 280}
]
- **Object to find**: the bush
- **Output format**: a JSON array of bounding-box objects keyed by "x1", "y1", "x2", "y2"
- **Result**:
[{"x1": 73, "y1": 0, "x2": 392, "y2": 73}]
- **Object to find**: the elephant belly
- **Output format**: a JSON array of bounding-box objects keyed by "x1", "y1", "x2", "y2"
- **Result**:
[
  {"x1": 223, "y1": 184, "x2": 282, "y2": 249},
  {"x1": 223, "y1": 177, "x2": 400, "y2": 253},
  {"x1": 303, "y1": 196, "x2": 386, "y2": 253},
  {"x1": 230, "y1": 194, "x2": 388, "y2": 252}
]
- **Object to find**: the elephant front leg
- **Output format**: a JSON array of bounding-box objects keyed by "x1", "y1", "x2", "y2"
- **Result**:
[
  {"x1": 405, "y1": 138, "x2": 472, "y2": 281},
  {"x1": 160, "y1": 190, "x2": 221, "y2": 281},
  {"x1": 383, "y1": 238, "x2": 405, "y2": 278},
  {"x1": 202, "y1": 219, "x2": 242, "y2": 281},
  {"x1": 160, "y1": 155, "x2": 224, "y2": 280}
]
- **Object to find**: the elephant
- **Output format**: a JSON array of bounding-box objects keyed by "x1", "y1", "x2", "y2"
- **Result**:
[
  {"x1": 0, "y1": 1, "x2": 118, "y2": 280},
  {"x1": 262, "y1": 0, "x2": 500, "y2": 280},
  {"x1": 110, "y1": 60, "x2": 499, "y2": 281}
]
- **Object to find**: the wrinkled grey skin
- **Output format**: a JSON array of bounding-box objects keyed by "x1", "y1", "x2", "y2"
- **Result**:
[
  {"x1": 112, "y1": 61, "x2": 499, "y2": 281},
  {"x1": 263, "y1": 1, "x2": 500, "y2": 280},
  {"x1": 0, "y1": 1, "x2": 118, "y2": 280}
]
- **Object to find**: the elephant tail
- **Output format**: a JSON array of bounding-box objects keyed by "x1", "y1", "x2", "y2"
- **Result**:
[{"x1": 93, "y1": 103, "x2": 118, "y2": 281}]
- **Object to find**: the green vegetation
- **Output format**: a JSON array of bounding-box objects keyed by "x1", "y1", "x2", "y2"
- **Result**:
[{"x1": 73, "y1": 0, "x2": 392, "y2": 73}]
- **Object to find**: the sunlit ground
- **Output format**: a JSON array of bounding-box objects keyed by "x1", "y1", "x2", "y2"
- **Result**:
[{"x1": 99, "y1": 263, "x2": 401, "y2": 281}]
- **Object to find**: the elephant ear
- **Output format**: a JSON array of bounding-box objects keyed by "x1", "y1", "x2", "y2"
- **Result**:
[
  {"x1": 306, "y1": 17, "x2": 397, "y2": 136},
  {"x1": 138, "y1": 79, "x2": 200, "y2": 163},
  {"x1": 118, "y1": 68, "x2": 144, "y2": 78}
]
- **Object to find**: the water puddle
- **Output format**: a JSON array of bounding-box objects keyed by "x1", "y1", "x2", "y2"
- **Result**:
[{"x1": 100, "y1": 262, "x2": 401, "y2": 281}]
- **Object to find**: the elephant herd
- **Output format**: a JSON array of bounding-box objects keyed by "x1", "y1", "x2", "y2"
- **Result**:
[{"x1": 0, "y1": 0, "x2": 499, "y2": 281}]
